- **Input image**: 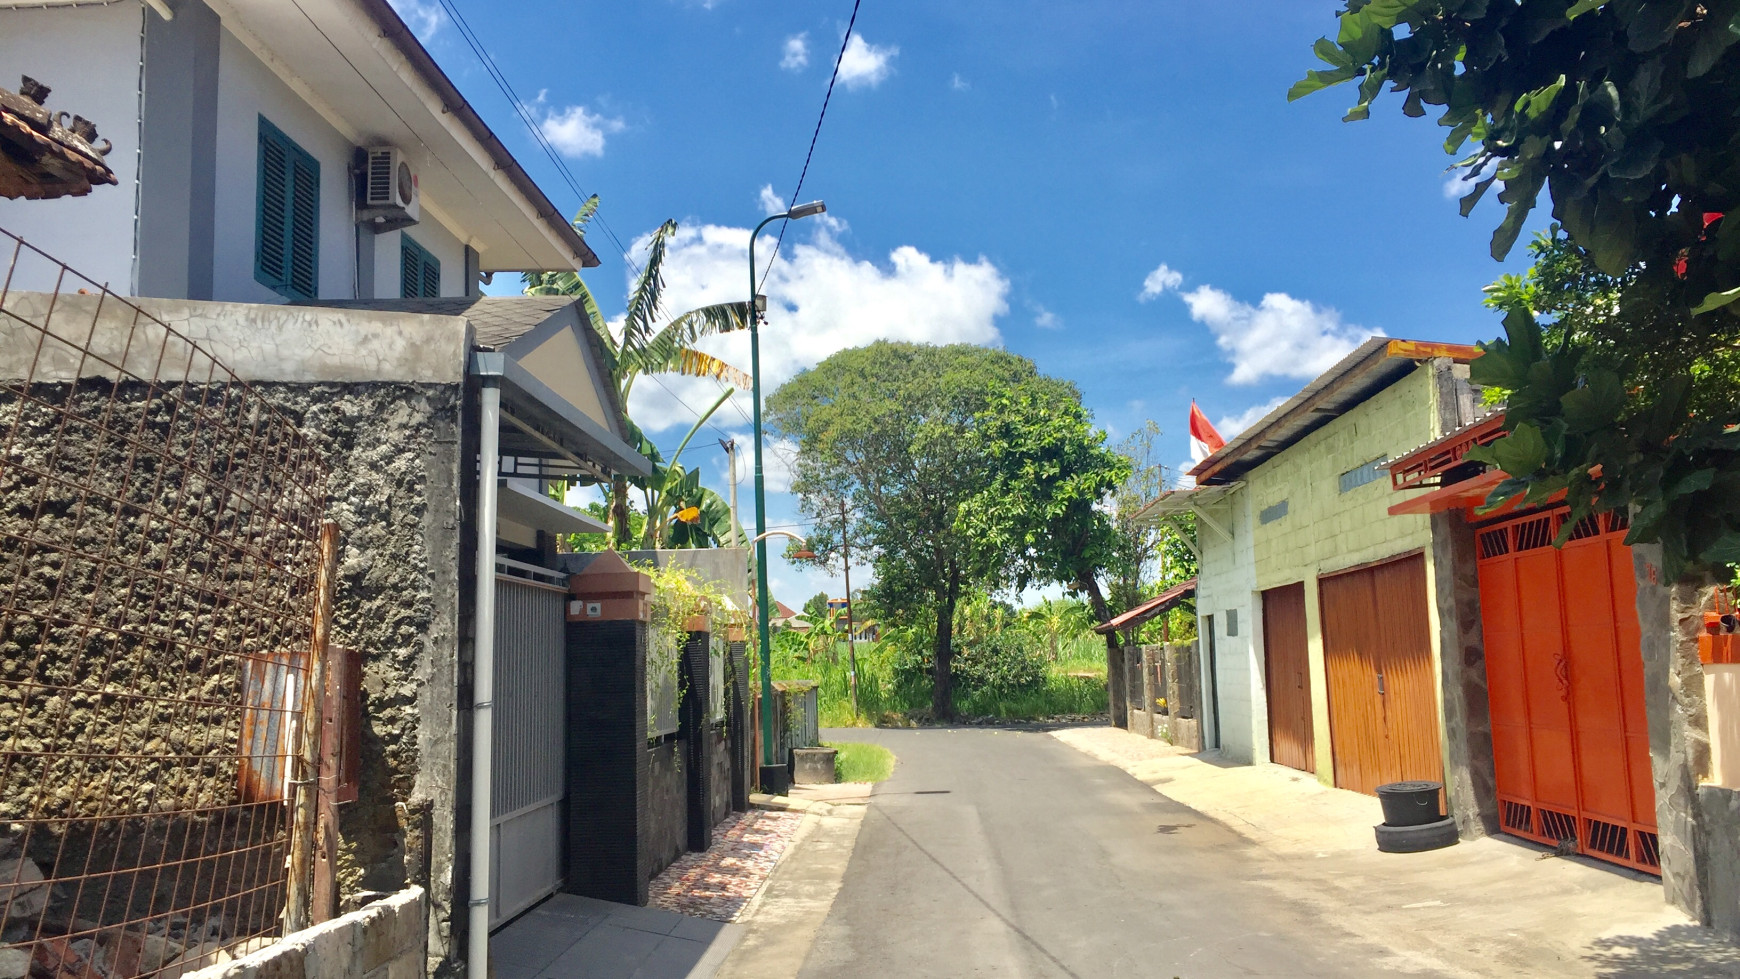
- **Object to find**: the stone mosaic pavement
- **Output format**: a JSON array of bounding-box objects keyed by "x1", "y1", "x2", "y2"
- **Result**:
[{"x1": 648, "y1": 810, "x2": 806, "y2": 921}]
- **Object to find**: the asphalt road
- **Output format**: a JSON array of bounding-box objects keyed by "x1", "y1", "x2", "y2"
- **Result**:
[{"x1": 797, "y1": 726, "x2": 1447, "y2": 979}]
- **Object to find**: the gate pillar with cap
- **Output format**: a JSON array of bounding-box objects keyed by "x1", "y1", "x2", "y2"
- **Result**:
[{"x1": 563, "y1": 551, "x2": 654, "y2": 905}]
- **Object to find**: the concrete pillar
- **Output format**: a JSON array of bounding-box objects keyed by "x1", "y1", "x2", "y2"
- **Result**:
[
  {"x1": 679, "y1": 618, "x2": 713, "y2": 852},
  {"x1": 1431, "y1": 510, "x2": 1499, "y2": 838},
  {"x1": 563, "y1": 552, "x2": 653, "y2": 906},
  {"x1": 1107, "y1": 641, "x2": 1128, "y2": 728},
  {"x1": 726, "y1": 630, "x2": 751, "y2": 811}
]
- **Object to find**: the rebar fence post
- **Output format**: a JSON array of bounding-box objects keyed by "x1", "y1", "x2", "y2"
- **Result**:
[{"x1": 285, "y1": 521, "x2": 339, "y2": 932}]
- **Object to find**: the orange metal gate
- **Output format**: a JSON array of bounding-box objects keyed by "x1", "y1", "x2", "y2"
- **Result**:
[
  {"x1": 1320, "y1": 554, "x2": 1445, "y2": 796},
  {"x1": 1261, "y1": 583, "x2": 1315, "y2": 773},
  {"x1": 1475, "y1": 508, "x2": 1660, "y2": 873}
]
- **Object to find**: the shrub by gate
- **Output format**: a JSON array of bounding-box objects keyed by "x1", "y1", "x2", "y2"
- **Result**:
[{"x1": 0, "y1": 231, "x2": 330, "y2": 975}]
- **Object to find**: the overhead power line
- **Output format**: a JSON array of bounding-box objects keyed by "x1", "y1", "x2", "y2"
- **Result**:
[
  {"x1": 433, "y1": 0, "x2": 641, "y2": 274},
  {"x1": 758, "y1": 0, "x2": 865, "y2": 292}
]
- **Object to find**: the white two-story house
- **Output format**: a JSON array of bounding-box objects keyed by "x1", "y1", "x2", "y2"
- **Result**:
[{"x1": 0, "y1": 0, "x2": 597, "y2": 300}]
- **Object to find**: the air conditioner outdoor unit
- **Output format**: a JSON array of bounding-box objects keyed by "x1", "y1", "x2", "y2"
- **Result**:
[{"x1": 358, "y1": 146, "x2": 420, "y2": 231}]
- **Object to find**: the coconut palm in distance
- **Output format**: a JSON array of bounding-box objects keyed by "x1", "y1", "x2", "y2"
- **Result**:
[{"x1": 525, "y1": 199, "x2": 752, "y2": 548}]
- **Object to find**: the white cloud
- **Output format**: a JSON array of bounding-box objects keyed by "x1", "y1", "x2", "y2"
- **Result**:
[
  {"x1": 1180, "y1": 285, "x2": 1376, "y2": 385},
  {"x1": 620, "y1": 221, "x2": 1008, "y2": 434},
  {"x1": 1443, "y1": 156, "x2": 1502, "y2": 202},
  {"x1": 1032, "y1": 304, "x2": 1060, "y2": 329},
  {"x1": 758, "y1": 184, "x2": 786, "y2": 216},
  {"x1": 781, "y1": 34, "x2": 810, "y2": 71},
  {"x1": 1139, "y1": 263, "x2": 1184, "y2": 301},
  {"x1": 951, "y1": 73, "x2": 970, "y2": 91},
  {"x1": 837, "y1": 34, "x2": 898, "y2": 90},
  {"x1": 539, "y1": 104, "x2": 626, "y2": 159},
  {"x1": 388, "y1": 0, "x2": 443, "y2": 40},
  {"x1": 1216, "y1": 396, "x2": 1288, "y2": 440}
]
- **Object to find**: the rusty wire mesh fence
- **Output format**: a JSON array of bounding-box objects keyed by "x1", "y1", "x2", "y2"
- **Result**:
[{"x1": 0, "y1": 229, "x2": 328, "y2": 978}]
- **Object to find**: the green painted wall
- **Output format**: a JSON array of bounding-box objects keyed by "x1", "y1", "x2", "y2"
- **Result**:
[{"x1": 1244, "y1": 365, "x2": 1445, "y2": 785}]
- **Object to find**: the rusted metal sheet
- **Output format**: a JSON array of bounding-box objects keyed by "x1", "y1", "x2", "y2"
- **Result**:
[
  {"x1": 1260, "y1": 583, "x2": 1315, "y2": 774},
  {"x1": 240, "y1": 649, "x2": 309, "y2": 804}
]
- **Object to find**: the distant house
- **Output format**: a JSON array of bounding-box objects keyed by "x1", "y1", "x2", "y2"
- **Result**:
[{"x1": 770, "y1": 600, "x2": 812, "y2": 633}]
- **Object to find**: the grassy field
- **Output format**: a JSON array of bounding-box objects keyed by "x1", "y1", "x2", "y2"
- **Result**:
[
  {"x1": 767, "y1": 635, "x2": 1108, "y2": 726},
  {"x1": 827, "y1": 741, "x2": 896, "y2": 782}
]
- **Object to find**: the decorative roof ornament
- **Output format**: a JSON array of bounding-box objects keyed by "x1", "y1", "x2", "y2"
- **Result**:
[{"x1": 0, "y1": 75, "x2": 119, "y2": 200}]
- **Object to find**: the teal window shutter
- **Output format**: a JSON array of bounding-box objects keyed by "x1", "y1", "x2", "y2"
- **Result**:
[
  {"x1": 255, "y1": 117, "x2": 319, "y2": 300},
  {"x1": 400, "y1": 235, "x2": 441, "y2": 298}
]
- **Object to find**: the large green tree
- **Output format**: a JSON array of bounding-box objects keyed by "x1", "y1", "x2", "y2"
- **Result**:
[
  {"x1": 768, "y1": 342, "x2": 1124, "y2": 718},
  {"x1": 525, "y1": 205, "x2": 751, "y2": 548},
  {"x1": 1295, "y1": 0, "x2": 1740, "y2": 577}
]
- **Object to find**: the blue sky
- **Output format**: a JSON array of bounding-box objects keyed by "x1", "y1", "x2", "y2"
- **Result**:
[{"x1": 406, "y1": 0, "x2": 1543, "y2": 605}]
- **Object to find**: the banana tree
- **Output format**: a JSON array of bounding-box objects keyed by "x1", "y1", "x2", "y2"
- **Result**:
[
  {"x1": 526, "y1": 201, "x2": 752, "y2": 548},
  {"x1": 634, "y1": 387, "x2": 745, "y2": 549}
]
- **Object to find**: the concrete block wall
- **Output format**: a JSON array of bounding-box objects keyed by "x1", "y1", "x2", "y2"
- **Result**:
[
  {"x1": 1237, "y1": 366, "x2": 1445, "y2": 783},
  {"x1": 185, "y1": 888, "x2": 427, "y2": 979},
  {"x1": 1195, "y1": 487, "x2": 1260, "y2": 763}
]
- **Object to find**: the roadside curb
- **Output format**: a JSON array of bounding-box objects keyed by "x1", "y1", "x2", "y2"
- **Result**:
[{"x1": 750, "y1": 792, "x2": 835, "y2": 816}]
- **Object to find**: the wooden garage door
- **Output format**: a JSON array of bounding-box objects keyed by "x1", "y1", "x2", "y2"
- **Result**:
[
  {"x1": 1476, "y1": 509, "x2": 1659, "y2": 873},
  {"x1": 1320, "y1": 554, "x2": 1444, "y2": 796},
  {"x1": 1261, "y1": 583, "x2": 1315, "y2": 773}
]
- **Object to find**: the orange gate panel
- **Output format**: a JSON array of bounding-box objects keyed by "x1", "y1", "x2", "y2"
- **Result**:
[{"x1": 1474, "y1": 508, "x2": 1659, "y2": 873}]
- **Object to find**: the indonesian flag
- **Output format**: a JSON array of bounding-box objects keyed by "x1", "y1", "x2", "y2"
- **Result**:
[{"x1": 1188, "y1": 401, "x2": 1226, "y2": 465}]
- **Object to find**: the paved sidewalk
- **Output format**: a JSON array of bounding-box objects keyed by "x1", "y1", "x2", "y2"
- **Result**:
[
  {"x1": 648, "y1": 810, "x2": 806, "y2": 921},
  {"x1": 490, "y1": 894, "x2": 740, "y2": 979},
  {"x1": 1054, "y1": 725, "x2": 1740, "y2": 978}
]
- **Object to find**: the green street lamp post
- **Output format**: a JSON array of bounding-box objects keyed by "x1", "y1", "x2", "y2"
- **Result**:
[{"x1": 748, "y1": 199, "x2": 825, "y2": 792}]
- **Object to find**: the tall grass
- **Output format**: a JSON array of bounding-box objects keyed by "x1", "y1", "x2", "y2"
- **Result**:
[{"x1": 765, "y1": 636, "x2": 1107, "y2": 726}]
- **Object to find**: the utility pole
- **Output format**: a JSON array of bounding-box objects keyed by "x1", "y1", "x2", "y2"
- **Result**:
[
  {"x1": 840, "y1": 498, "x2": 858, "y2": 718},
  {"x1": 720, "y1": 438, "x2": 740, "y2": 548}
]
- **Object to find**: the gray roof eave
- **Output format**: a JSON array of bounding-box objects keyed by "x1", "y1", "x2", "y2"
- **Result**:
[{"x1": 473, "y1": 352, "x2": 652, "y2": 478}]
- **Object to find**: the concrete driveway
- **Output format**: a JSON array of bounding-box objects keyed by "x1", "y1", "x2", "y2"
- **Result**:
[{"x1": 797, "y1": 726, "x2": 1445, "y2": 978}]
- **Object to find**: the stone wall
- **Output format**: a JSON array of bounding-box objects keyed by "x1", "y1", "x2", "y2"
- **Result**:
[
  {"x1": 708, "y1": 724, "x2": 732, "y2": 830},
  {"x1": 258, "y1": 383, "x2": 463, "y2": 962},
  {"x1": 644, "y1": 740, "x2": 686, "y2": 883},
  {"x1": 185, "y1": 887, "x2": 426, "y2": 979},
  {"x1": 1631, "y1": 542, "x2": 1726, "y2": 930}
]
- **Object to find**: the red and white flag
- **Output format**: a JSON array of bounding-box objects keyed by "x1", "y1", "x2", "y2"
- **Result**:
[{"x1": 1188, "y1": 401, "x2": 1225, "y2": 465}]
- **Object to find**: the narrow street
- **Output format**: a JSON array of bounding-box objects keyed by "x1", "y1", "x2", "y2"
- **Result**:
[{"x1": 796, "y1": 727, "x2": 1446, "y2": 979}]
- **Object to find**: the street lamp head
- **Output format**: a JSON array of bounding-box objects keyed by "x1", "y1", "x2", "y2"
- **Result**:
[{"x1": 786, "y1": 200, "x2": 827, "y2": 220}]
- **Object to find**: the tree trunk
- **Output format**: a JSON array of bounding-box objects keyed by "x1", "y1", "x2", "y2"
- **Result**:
[
  {"x1": 610, "y1": 474, "x2": 633, "y2": 550},
  {"x1": 1081, "y1": 576, "x2": 1127, "y2": 727},
  {"x1": 932, "y1": 567, "x2": 960, "y2": 720}
]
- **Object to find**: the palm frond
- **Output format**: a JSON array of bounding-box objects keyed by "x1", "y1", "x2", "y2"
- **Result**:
[
  {"x1": 629, "y1": 302, "x2": 750, "y2": 378},
  {"x1": 620, "y1": 220, "x2": 677, "y2": 359},
  {"x1": 572, "y1": 194, "x2": 600, "y2": 235},
  {"x1": 671, "y1": 348, "x2": 752, "y2": 389}
]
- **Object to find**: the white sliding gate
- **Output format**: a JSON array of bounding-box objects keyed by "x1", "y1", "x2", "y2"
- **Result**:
[{"x1": 490, "y1": 565, "x2": 569, "y2": 927}]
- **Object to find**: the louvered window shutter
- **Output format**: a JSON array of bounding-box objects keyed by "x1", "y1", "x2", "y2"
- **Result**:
[
  {"x1": 254, "y1": 118, "x2": 320, "y2": 300},
  {"x1": 400, "y1": 235, "x2": 441, "y2": 299}
]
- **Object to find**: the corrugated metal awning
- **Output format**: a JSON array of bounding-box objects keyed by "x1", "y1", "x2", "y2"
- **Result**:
[{"x1": 1094, "y1": 578, "x2": 1197, "y2": 634}]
